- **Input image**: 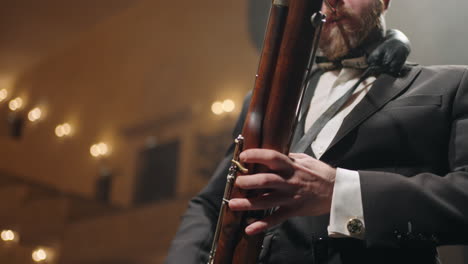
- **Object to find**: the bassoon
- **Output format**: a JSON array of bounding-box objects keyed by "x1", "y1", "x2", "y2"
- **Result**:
[{"x1": 208, "y1": 0, "x2": 325, "y2": 263}]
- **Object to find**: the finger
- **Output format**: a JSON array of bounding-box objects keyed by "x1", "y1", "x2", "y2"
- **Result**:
[
  {"x1": 288, "y1": 153, "x2": 321, "y2": 171},
  {"x1": 240, "y1": 149, "x2": 293, "y2": 172},
  {"x1": 235, "y1": 173, "x2": 286, "y2": 190},
  {"x1": 245, "y1": 207, "x2": 295, "y2": 235},
  {"x1": 289, "y1": 153, "x2": 310, "y2": 160},
  {"x1": 229, "y1": 193, "x2": 294, "y2": 211}
]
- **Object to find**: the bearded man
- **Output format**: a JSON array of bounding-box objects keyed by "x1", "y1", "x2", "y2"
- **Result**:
[{"x1": 165, "y1": 0, "x2": 468, "y2": 263}]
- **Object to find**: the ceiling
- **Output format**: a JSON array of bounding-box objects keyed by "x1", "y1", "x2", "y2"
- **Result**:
[
  {"x1": 4, "y1": 0, "x2": 467, "y2": 89},
  {"x1": 0, "y1": 0, "x2": 143, "y2": 86}
]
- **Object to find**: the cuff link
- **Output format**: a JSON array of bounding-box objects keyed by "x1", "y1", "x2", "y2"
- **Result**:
[{"x1": 347, "y1": 218, "x2": 364, "y2": 235}]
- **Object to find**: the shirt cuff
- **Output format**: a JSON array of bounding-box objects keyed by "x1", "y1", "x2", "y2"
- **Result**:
[{"x1": 327, "y1": 168, "x2": 365, "y2": 239}]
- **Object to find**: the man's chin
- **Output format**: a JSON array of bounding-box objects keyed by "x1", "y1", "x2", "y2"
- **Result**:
[{"x1": 319, "y1": 27, "x2": 352, "y2": 60}]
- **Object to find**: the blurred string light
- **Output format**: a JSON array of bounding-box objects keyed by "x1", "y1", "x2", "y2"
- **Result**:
[
  {"x1": 0, "y1": 88, "x2": 118, "y2": 168},
  {"x1": 211, "y1": 101, "x2": 224, "y2": 115},
  {"x1": 0, "y1": 89, "x2": 7, "y2": 102},
  {"x1": 222, "y1": 99, "x2": 235, "y2": 112},
  {"x1": 55, "y1": 123, "x2": 72, "y2": 137},
  {"x1": 90, "y1": 142, "x2": 109, "y2": 158},
  {"x1": 32, "y1": 248, "x2": 48, "y2": 262},
  {"x1": 211, "y1": 99, "x2": 236, "y2": 115},
  {"x1": 1, "y1": 229, "x2": 18, "y2": 242},
  {"x1": 9, "y1": 97, "x2": 23, "y2": 111},
  {"x1": 28, "y1": 107, "x2": 43, "y2": 122}
]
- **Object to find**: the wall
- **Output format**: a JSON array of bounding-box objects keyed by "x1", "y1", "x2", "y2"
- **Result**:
[
  {"x1": 0, "y1": 0, "x2": 258, "y2": 206},
  {"x1": 385, "y1": 0, "x2": 468, "y2": 66}
]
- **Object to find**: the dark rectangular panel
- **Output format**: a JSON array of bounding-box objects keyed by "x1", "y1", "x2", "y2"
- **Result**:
[{"x1": 133, "y1": 140, "x2": 179, "y2": 205}]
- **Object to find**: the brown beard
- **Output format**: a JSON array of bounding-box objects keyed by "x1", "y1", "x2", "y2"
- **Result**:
[{"x1": 319, "y1": 1, "x2": 384, "y2": 60}]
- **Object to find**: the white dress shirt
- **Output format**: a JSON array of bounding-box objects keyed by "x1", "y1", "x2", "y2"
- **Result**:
[{"x1": 302, "y1": 68, "x2": 376, "y2": 238}]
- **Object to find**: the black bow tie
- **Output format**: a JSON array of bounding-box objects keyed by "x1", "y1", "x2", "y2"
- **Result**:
[{"x1": 316, "y1": 55, "x2": 369, "y2": 71}]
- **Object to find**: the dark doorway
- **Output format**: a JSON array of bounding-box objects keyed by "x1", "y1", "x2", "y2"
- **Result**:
[
  {"x1": 133, "y1": 140, "x2": 179, "y2": 205},
  {"x1": 96, "y1": 174, "x2": 112, "y2": 203}
]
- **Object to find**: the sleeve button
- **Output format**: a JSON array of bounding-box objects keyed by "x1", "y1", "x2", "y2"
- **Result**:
[{"x1": 346, "y1": 218, "x2": 364, "y2": 235}]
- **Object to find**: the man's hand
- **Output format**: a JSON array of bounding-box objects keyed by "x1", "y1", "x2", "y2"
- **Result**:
[{"x1": 228, "y1": 149, "x2": 336, "y2": 235}]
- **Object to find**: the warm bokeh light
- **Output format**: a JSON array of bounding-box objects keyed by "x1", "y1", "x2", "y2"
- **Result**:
[
  {"x1": 97, "y1": 142, "x2": 109, "y2": 155},
  {"x1": 0, "y1": 89, "x2": 7, "y2": 102},
  {"x1": 62, "y1": 123, "x2": 72, "y2": 135},
  {"x1": 90, "y1": 144, "x2": 100, "y2": 157},
  {"x1": 28, "y1": 107, "x2": 43, "y2": 122},
  {"x1": 211, "y1": 101, "x2": 224, "y2": 115},
  {"x1": 55, "y1": 125, "x2": 65, "y2": 137},
  {"x1": 55, "y1": 123, "x2": 72, "y2": 137},
  {"x1": 8, "y1": 97, "x2": 23, "y2": 111},
  {"x1": 90, "y1": 142, "x2": 110, "y2": 157},
  {"x1": 1, "y1": 230, "x2": 16, "y2": 241},
  {"x1": 32, "y1": 248, "x2": 47, "y2": 262},
  {"x1": 222, "y1": 99, "x2": 235, "y2": 112}
]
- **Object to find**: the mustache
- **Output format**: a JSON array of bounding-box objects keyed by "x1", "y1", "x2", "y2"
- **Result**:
[{"x1": 323, "y1": 6, "x2": 355, "y2": 23}]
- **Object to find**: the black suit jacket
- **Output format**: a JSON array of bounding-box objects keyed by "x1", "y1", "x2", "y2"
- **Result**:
[{"x1": 165, "y1": 65, "x2": 468, "y2": 264}]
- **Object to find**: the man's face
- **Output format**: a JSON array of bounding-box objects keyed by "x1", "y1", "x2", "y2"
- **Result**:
[{"x1": 319, "y1": 0, "x2": 385, "y2": 60}]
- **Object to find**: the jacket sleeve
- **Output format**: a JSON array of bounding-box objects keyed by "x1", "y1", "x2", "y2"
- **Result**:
[
  {"x1": 360, "y1": 67, "x2": 468, "y2": 248},
  {"x1": 164, "y1": 91, "x2": 252, "y2": 264}
]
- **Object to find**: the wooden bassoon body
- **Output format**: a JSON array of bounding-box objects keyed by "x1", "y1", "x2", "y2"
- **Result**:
[{"x1": 208, "y1": 0, "x2": 324, "y2": 263}]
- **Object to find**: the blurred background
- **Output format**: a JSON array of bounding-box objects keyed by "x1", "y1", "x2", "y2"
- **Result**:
[{"x1": 0, "y1": 0, "x2": 466, "y2": 263}]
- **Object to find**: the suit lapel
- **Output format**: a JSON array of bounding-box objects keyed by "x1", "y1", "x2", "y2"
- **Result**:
[{"x1": 322, "y1": 66, "x2": 422, "y2": 158}]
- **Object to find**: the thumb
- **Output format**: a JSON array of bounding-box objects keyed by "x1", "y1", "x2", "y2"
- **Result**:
[{"x1": 245, "y1": 206, "x2": 294, "y2": 235}]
